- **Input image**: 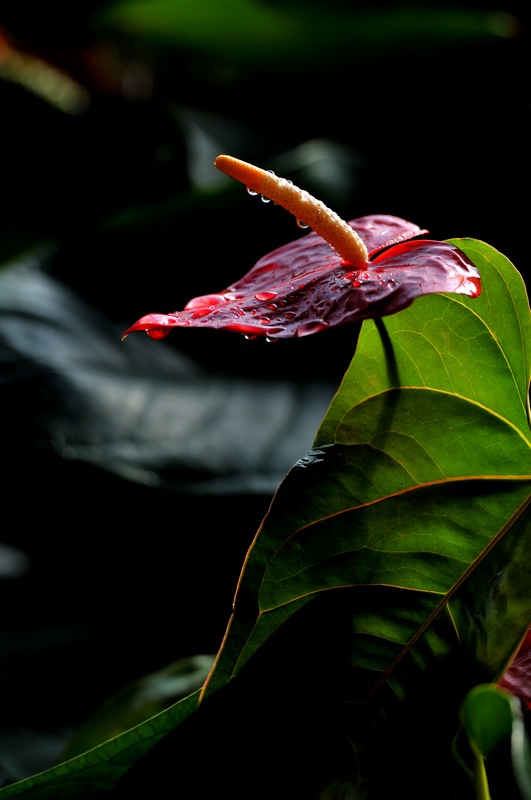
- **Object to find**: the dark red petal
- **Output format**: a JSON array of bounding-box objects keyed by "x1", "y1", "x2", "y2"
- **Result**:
[
  {"x1": 498, "y1": 626, "x2": 531, "y2": 711},
  {"x1": 123, "y1": 233, "x2": 480, "y2": 341},
  {"x1": 123, "y1": 214, "x2": 431, "y2": 340},
  {"x1": 349, "y1": 214, "x2": 428, "y2": 257},
  {"x1": 369, "y1": 239, "x2": 482, "y2": 303}
]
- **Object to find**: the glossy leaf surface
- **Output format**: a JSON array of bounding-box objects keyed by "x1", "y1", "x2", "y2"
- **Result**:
[{"x1": 123, "y1": 215, "x2": 481, "y2": 340}]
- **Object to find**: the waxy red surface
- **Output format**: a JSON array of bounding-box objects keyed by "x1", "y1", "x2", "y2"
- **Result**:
[{"x1": 123, "y1": 214, "x2": 481, "y2": 341}]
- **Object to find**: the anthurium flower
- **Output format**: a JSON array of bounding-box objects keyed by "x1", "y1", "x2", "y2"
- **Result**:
[
  {"x1": 498, "y1": 626, "x2": 531, "y2": 712},
  {"x1": 123, "y1": 155, "x2": 481, "y2": 341}
]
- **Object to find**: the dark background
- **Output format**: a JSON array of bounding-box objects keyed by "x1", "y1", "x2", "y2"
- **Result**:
[{"x1": 0, "y1": 0, "x2": 529, "y2": 784}]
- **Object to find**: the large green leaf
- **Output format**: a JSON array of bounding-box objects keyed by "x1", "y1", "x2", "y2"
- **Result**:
[
  {"x1": 203, "y1": 239, "x2": 530, "y2": 700},
  {"x1": 1, "y1": 240, "x2": 529, "y2": 797}
]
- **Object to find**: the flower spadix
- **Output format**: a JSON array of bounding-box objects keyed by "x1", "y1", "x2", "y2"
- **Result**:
[
  {"x1": 214, "y1": 154, "x2": 369, "y2": 266},
  {"x1": 123, "y1": 155, "x2": 481, "y2": 341}
]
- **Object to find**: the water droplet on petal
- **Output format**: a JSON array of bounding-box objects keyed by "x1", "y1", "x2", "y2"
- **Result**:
[
  {"x1": 254, "y1": 291, "x2": 278, "y2": 302},
  {"x1": 185, "y1": 293, "x2": 225, "y2": 309},
  {"x1": 247, "y1": 187, "x2": 258, "y2": 196},
  {"x1": 147, "y1": 329, "x2": 169, "y2": 340},
  {"x1": 297, "y1": 220, "x2": 309, "y2": 229},
  {"x1": 261, "y1": 195, "x2": 271, "y2": 203},
  {"x1": 296, "y1": 321, "x2": 326, "y2": 337},
  {"x1": 192, "y1": 307, "x2": 213, "y2": 319}
]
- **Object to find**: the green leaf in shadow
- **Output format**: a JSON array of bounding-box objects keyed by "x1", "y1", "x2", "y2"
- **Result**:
[
  {"x1": 0, "y1": 691, "x2": 201, "y2": 799},
  {"x1": 460, "y1": 683, "x2": 531, "y2": 800},
  {"x1": 59, "y1": 655, "x2": 214, "y2": 761}
]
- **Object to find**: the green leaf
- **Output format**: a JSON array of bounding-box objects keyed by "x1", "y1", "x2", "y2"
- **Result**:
[
  {"x1": 460, "y1": 684, "x2": 531, "y2": 800},
  {"x1": 204, "y1": 240, "x2": 530, "y2": 698},
  {"x1": 60, "y1": 655, "x2": 214, "y2": 761},
  {"x1": 0, "y1": 691, "x2": 201, "y2": 799},
  {"x1": 193, "y1": 239, "x2": 530, "y2": 794},
  {"x1": 462, "y1": 684, "x2": 517, "y2": 756}
]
